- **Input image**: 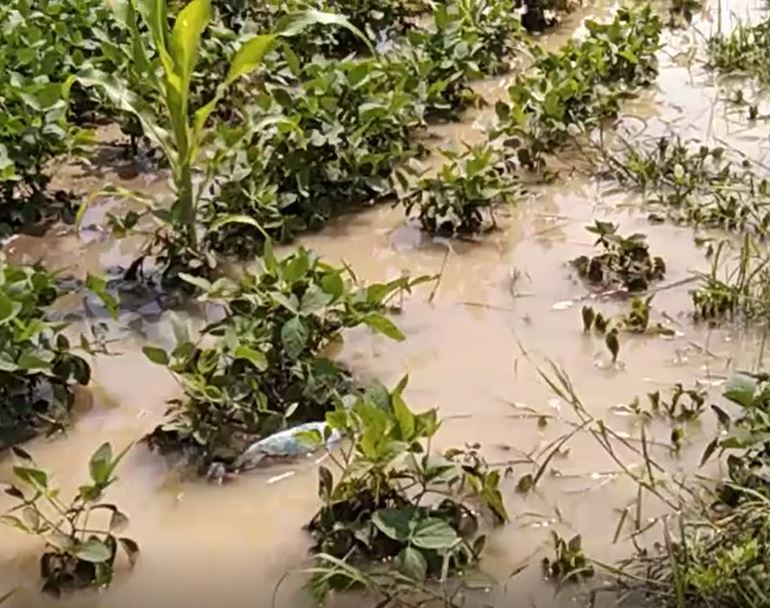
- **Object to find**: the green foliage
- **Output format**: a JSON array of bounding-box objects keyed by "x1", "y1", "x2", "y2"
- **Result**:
[
  {"x1": 207, "y1": 54, "x2": 422, "y2": 253},
  {"x1": 392, "y1": 0, "x2": 522, "y2": 118},
  {"x1": 691, "y1": 236, "x2": 770, "y2": 321},
  {"x1": 80, "y1": 0, "x2": 365, "y2": 286},
  {"x1": 571, "y1": 221, "x2": 666, "y2": 292},
  {"x1": 0, "y1": 0, "x2": 130, "y2": 232},
  {"x1": 707, "y1": 17, "x2": 770, "y2": 86},
  {"x1": 0, "y1": 258, "x2": 91, "y2": 444},
  {"x1": 1, "y1": 443, "x2": 138, "y2": 595},
  {"x1": 144, "y1": 246, "x2": 428, "y2": 471},
  {"x1": 604, "y1": 137, "x2": 770, "y2": 237},
  {"x1": 493, "y1": 5, "x2": 662, "y2": 170},
  {"x1": 398, "y1": 143, "x2": 520, "y2": 235},
  {"x1": 305, "y1": 380, "x2": 507, "y2": 601}
]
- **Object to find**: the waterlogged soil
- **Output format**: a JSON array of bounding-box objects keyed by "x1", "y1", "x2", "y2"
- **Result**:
[{"x1": 2, "y1": 2, "x2": 770, "y2": 607}]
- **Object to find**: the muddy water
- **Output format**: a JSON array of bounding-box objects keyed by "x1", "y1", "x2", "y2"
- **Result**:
[{"x1": 2, "y1": 3, "x2": 770, "y2": 607}]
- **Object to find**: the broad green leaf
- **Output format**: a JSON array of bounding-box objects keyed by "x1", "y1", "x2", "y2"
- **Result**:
[
  {"x1": 134, "y1": 0, "x2": 175, "y2": 77},
  {"x1": 395, "y1": 547, "x2": 427, "y2": 581},
  {"x1": 143, "y1": 346, "x2": 169, "y2": 365},
  {"x1": 234, "y1": 345, "x2": 268, "y2": 371},
  {"x1": 13, "y1": 466, "x2": 48, "y2": 490},
  {"x1": 300, "y1": 285, "x2": 333, "y2": 314},
  {"x1": 86, "y1": 274, "x2": 119, "y2": 320},
  {"x1": 209, "y1": 214, "x2": 269, "y2": 240},
  {"x1": 362, "y1": 313, "x2": 405, "y2": 341},
  {"x1": 277, "y1": 10, "x2": 374, "y2": 55},
  {"x1": 410, "y1": 518, "x2": 459, "y2": 550},
  {"x1": 0, "y1": 294, "x2": 22, "y2": 325},
  {"x1": 372, "y1": 507, "x2": 413, "y2": 541},
  {"x1": 724, "y1": 374, "x2": 757, "y2": 408},
  {"x1": 281, "y1": 317, "x2": 308, "y2": 359},
  {"x1": 178, "y1": 272, "x2": 213, "y2": 293},
  {"x1": 77, "y1": 70, "x2": 174, "y2": 165},
  {"x1": 76, "y1": 538, "x2": 112, "y2": 563},
  {"x1": 170, "y1": 0, "x2": 211, "y2": 86},
  {"x1": 392, "y1": 392, "x2": 415, "y2": 442},
  {"x1": 225, "y1": 35, "x2": 277, "y2": 86},
  {"x1": 89, "y1": 442, "x2": 113, "y2": 486}
]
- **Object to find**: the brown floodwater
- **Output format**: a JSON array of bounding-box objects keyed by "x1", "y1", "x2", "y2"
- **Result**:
[{"x1": 2, "y1": 2, "x2": 769, "y2": 607}]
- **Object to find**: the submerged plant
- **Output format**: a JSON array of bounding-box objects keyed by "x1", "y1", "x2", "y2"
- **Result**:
[
  {"x1": 1, "y1": 443, "x2": 138, "y2": 595},
  {"x1": 304, "y1": 379, "x2": 507, "y2": 602},
  {"x1": 691, "y1": 236, "x2": 770, "y2": 322},
  {"x1": 144, "y1": 245, "x2": 430, "y2": 472},
  {"x1": 601, "y1": 137, "x2": 770, "y2": 237},
  {"x1": 571, "y1": 221, "x2": 666, "y2": 292},
  {"x1": 542, "y1": 532, "x2": 594, "y2": 584},
  {"x1": 581, "y1": 296, "x2": 674, "y2": 336},
  {"x1": 397, "y1": 143, "x2": 520, "y2": 236},
  {"x1": 707, "y1": 17, "x2": 770, "y2": 86}
]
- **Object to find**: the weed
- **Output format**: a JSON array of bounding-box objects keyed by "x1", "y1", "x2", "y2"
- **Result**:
[
  {"x1": 144, "y1": 245, "x2": 430, "y2": 472},
  {"x1": 303, "y1": 379, "x2": 507, "y2": 602},
  {"x1": 397, "y1": 143, "x2": 521, "y2": 236},
  {"x1": 1, "y1": 443, "x2": 138, "y2": 595},
  {"x1": 571, "y1": 221, "x2": 666, "y2": 292}
]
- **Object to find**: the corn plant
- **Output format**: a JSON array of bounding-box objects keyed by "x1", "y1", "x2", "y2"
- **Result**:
[{"x1": 78, "y1": 0, "x2": 367, "y2": 285}]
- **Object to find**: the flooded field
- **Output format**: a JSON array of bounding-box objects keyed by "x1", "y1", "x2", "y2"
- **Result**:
[{"x1": 2, "y1": 1, "x2": 769, "y2": 607}]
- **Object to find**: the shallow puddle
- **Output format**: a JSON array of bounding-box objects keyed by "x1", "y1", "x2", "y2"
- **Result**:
[{"x1": 2, "y1": 2, "x2": 769, "y2": 607}]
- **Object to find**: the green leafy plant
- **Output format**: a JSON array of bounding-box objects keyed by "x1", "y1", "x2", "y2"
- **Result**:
[
  {"x1": 571, "y1": 221, "x2": 666, "y2": 292},
  {"x1": 0, "y1": 258, "x2": 91, "y2": 446},
  {"x1": 493, "y1": 4, "x2": 662, "y2": 170},
  {"x1": 1, "y1": 443, "x2": 138, "y2": 595},
  {"x1": 397, "y1": 143, "x2": 520, "y2": 235},
  {"x1": 144, "y1": 245, "x2": 431, "y2": 472},
  {"x1": 581, "y1": 296, "x2": 674, "y2": 336},
  {"x1": 78, "y1": 0, "x2": 366, "y2": 286},
  {"x1": 208, "y1": 53, "x2": 422, "y2": 253},
  {"x1": 708, "y1": 17, "x2": 770, "y2": 86},
  {"x1": 602, "y1": 137, "x2": 770, "y2": 237},
  {"x1": 542, "y1": 532, "x2": 594, "y2": 584},
  {"x1": 691, "y1": 236, "x2": 770, "y2": 322},
  {"x1": 304, "y1": 379, "x2": 507, "y2": 602}
]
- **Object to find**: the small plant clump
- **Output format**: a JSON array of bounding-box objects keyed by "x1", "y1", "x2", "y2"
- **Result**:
[
  {"x1": 1, "y1": 443, "x2": 138, "y2": 595},
  {"x1": 0, "y1": 258, "x2": 91, "y2": 446},
  {"x1": 691, "y1": 236, "x2": 770, "y2": 322},
  {"x1": 571, "y1": 221, "x2": 666, "y2": 292},
  {"x1": 493, "y1": 4, "x2": 662, "y2": 170},
  {"x1": 581, "y1": 296, "x2": 674, "y2": 336},
  {"x1": 397, "y1": 143, "x2": 520, "y2": 236},
  {"x1": 707, "y1": 16, "x2": 770, "y2": 86},
  {"x1": 144, "y1": 245, "x2": 430, "y2": 473},
  {"x1": 542, "y1": 532, "x2": 594, "y2": 584},
  {"x1": 602, "y1": 137, "x2": 770, "y2": 237},
  {"x1": 303, "y1": 379, "x2": 507, "y2": 602}
]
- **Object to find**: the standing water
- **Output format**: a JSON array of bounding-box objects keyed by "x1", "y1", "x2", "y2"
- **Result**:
[{"x1": 1, "y1": 0, "x2": 768, "y2": 606}]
